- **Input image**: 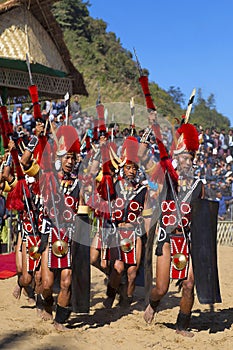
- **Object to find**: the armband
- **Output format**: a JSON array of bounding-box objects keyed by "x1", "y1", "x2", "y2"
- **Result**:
[
  {"x1": 5, "y1": 154, "x2": 12, "y2": 167},
  {"x1": 140, "y1": 128, "x2": 151, "y2": 144},
  {"x1": 145, "y1": 162, "x2": 157, "y2": 175},
  {"x1": 25, "y1": 135, "x2": 39, "y2": 153},
  {"x1": 24, "y1": 159, "x2": 40, "y2": 177},
  {"x1": 95, "y1": 170, "x2": 103, "y2": 182},
  {"x1": 93, "y1": 148, "x2": 101, "y2": 161},
  {"x1": 142, "y1": 208, "x2": 153, "y2": 217},
  {"x1": 8, "y1": 177, "x2": 18, "y2": 189},
  {"x1": 77, "y1": 205, "x2": 90, "y2": 215},
  {"x1": 0, "y1": 162, "x2": 4, "y2": 173},
  {"x1": 3, "y1": 181, "x2": 11, "y2": 192}
]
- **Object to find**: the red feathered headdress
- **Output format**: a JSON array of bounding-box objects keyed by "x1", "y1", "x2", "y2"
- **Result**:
[
  {"x1": 55, "y1": 125, "x2": 80, "y2": 156},
  {"x1": 6, "y1": 149, "x2": 30, "y2": 211},
  {"x1": 121, "y1": 136, "x2": 139, "y2": 165},
  {"x1": 97, "y1": 140, "x2": 118, "y2": 201},
  {"x1": 173, "y1": 123, "x2": 199, "y2": 156}
]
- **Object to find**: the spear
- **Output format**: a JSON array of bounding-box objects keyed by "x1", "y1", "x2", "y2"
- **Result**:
[
  {"x1": 173, "y1": 88, "x2": 196, "y2": 148},
  {"x1": 96, "y1": 82, "x2": 101, "y2": 106},
  {"x1": 133, "y1": 47, "x2": 143, "y2": 77},
  {"x1": 26, "y1": 53, "x2": 34, "y2": 86},
  {"x1": 104, "y1": 108, "x2": 108, "y2": 131},
  {"x1": 166, "y1": 172, "x2": 185, "y2": 237},
  {"x1": 22, "y1": 184, "x2": 37, "y2": 239},
  {"x1": 133, "y1": 48, "x2": 157, "y2": 112},
  {"x1": 64, "y1": 91, "x2": 70, "y2": 125},
  {"x1": 22, "y1": 184, "x2": 41, "y2": 259},
  {"x1": 26, "y1": 53, "x2": 43, "y2": 121},
  {"x1": 184, "y1": 88, "x2": 196, "y2": 124},
  {"x1": 130, "y1": 97, "x2": 135, "y2": 135},
  {"x1": 49, "y1": 179, "x2": 60, "y2": 237}
]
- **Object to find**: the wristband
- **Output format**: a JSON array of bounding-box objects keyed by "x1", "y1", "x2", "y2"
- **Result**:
[{"x1": 25, "y1": 135, "x2": 39, "y2": 153}]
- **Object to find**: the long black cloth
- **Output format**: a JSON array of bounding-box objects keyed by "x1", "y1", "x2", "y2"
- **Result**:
[
  {"x1": 71, "y1": 214, "x2": 90, "y2": 313},
  {"x1": 191, "y1": 198, "x2": 222, "y2": 304}
]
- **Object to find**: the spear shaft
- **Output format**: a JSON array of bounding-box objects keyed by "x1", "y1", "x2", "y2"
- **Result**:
[
  {"x1": 26, "y1": 53, "x2": 34, "y2": 86},
  {"x1": 22, "y1": 184, "x2": 37, "y2": 239}
]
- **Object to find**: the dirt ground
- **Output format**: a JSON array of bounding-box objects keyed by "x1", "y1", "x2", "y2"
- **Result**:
[{"x1": 0, "y1": 245, "x2": 232, "y2": 350}]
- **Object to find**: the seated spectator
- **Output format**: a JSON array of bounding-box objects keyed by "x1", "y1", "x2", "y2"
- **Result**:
[
  {"x1": 226, "y1": 129, "x2": 233, "y2": 156},
  {"x1": 205, "y1": 162, "x2": 213, "y2": 181},
  {"x1": 205, "y1": 181, "x2": 218, "y2": 200},
  {"x1": 220, "y1": 181, "x2": 232, "y2": 197},
  {"x1": 203, "y1": 128, "x2": 214, "y2": 150},
  {"x1": 219, "y1": 128, "x2": 228, "y2": 150}
]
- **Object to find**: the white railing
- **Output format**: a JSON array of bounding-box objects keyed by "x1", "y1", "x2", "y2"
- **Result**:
[{"x1": 217, "y1": 221, "x2": 233, "y2": 246}]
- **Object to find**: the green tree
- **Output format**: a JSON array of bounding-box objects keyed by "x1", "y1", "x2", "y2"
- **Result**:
[
  {"x1": 167, "y1": 86, "x2": 185, "y2": 107},
  {"x1": 206, "y1": 93, "x2": 216, "y2": 110},
  {"x1": 52, "y1": 1, "x2": 231, "y2": 129}
]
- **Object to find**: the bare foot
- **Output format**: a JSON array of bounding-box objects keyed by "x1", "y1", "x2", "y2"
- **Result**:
[
  {"x1": 27, "y1": 297, "x2": 36, "y2": 306},
  {"x1": 41, "y1": 310, "x2": 53, "y2": 321},
  {"x1": 12, "y1": 284, "x2": 22, "y2": 299},
  {"x1": 36, "y1": 308, "x2": 44, "y2": 318},
  {"x1": 176, "y1": 329, "x2": 194, "y2": 338},
  {"x1": 144, "y1": 304, "x2": 156, "y2": 324},
  {"x1": 53, "y1": 321, "x2": 70, "y2": 332}
]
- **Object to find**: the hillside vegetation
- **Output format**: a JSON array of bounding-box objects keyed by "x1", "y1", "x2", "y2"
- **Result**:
[{"x1": 52, "y1": 0, "x2": 230, "y2": 130}]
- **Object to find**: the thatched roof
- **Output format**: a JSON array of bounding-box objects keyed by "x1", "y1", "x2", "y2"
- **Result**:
[{"x1": 0, "y1": 0, "x2": 88, "y2": 99}]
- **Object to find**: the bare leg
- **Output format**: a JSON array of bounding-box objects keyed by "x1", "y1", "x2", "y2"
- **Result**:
[
  {"x1": 127, "y1": 237, "x2": 142, "y2": 301},
  {"x1": 21, "y1": 242, "x2": 33, "y2": 287},
  {"x1": 144, "y1": 242, "x2": 170, "y2": 324},
  {"x1": 103, "y1": 260, "x2": 124, "y2": 308},
  {"x1": 56, "y1": 269, "x2": 71, "y2": 307},
  {"x1": 15, "y1": 232, "x2": 22, "y2": 274},
  {"x1": 34, "y1": 268, "x2": 43, "y2": 316},
  {"x1": 40, "y1": 246, "x2": 54, "y2": 320},
  {"x1": 12, "y1": 233, "x2": 23, "y2": 299},
  {"x1": 53, "y1": 268, "x2": 72, "y2": 331},
  {"x1": 34, "y1": 269, "x2": 43, "y2": 295},
  {"x1": 176, "y1": 261, "x2": 195, "y2": 337},
  {"x1": 109, "y1": 260, "x2": 124, "y2": 290},
  {"x1": 90, "y1": 244, "x2": 109, "y2": 275}
]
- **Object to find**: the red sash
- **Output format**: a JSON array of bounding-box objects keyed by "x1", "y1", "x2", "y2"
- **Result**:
[
  {"x1": 26, "y1": 236, "x2": 41, "y2": 272},
  {"x1": 170, "y1": 235, "x2": 189, "y2": 279},
  {"x1": 48, "y1": 227, "x2": 71, "y2": 269}
]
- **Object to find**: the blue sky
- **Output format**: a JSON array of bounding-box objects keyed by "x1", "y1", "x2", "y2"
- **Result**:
[{"x1": 89, "y1": 0, "x2": 233, "y2": 126}]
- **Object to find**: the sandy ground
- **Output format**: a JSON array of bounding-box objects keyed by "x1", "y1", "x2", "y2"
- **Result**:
[{"x1": 0, "y1": 245, "x2": 232, "y2": 350}]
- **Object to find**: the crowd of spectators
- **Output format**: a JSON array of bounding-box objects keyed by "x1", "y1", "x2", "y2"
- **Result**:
[{"x1": 2, "y1": 98, "x2": 233, "y2": 222}]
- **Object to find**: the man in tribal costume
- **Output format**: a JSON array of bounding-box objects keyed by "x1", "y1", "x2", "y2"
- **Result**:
[
  {"x1": 135, "y1": 67, "x2": 221, "y2": 336},
  {"x1": 98, "y1": 136, "x2": 152, "y2": 308},
  {"x1": 141, "y1": 117, "x2": 221, "y2": 337},
  {"x1": 20, "y1": 118, "x2": 90, "y2": 330},
  {"x1": 11, "y1": 139, "x2": 42, "y2": 304},
  {"x1": 1, "y1": 149, "x2": 39, "y2": 303},
  {"x1": 85, "y1": 101, "x2": 116, "y2": 277},
  {"x1": 0, "y1": 101, "x2": 40, "y2": 303}
]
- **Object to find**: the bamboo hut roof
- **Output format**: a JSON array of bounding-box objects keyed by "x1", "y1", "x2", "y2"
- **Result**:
[{"x1": 0, "y1": 0, "x2": 88, "y2": 100}]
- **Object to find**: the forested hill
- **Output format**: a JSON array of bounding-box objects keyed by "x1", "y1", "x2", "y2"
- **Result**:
[{"x1": 52, "y1": 0, "x2": 230, "y2": 130}]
